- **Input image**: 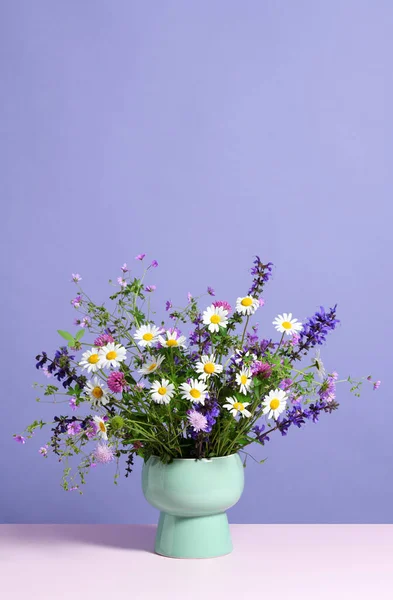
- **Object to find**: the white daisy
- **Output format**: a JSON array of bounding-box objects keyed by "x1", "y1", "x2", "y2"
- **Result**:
[
  {"x1": 195, "y1": 354, "x2": 223, "y2": 380},
  {"x1": 261, "y1": 388, "x2": 287, "y2": 419},
  {"x1": 134, "y1": 324, "x2": 162, "y2": 347},
  {"x1": 235, "y1": 368, "x2": 252, "y2": 394},
  {"x1": 84, "y1": 377, "x2": 110, "y2": 407},
  {"x1": 202, "y1": 305, "x2": 229, "y2": 333},
  {"x1": 273, "y1": 313, "x2": 302, "y2": 336},
  {"x1": 93, "y1": 415, "x2": 108, "y2": 440},
  {"x1": 138, "y1": 355, "x2": 165, "y2": 376},
  {"x1": 179, "y1": 379, "x2": 208, "y2": 405},
  {"x1": 79, "y1": 348, "x2": 101, "y2": 373},
  {"x1": 98, "y1": 342, "x2": 127, "y2": 369},
  {"x1": 223, "y1": 396, "x2": 251, "y2": 418},
  {"x1": 235, "y1": 296, "x2": 260, "y2": 316},
  {"x1": 150, "y1": 379, "x2": 175, "y2": 404},
  {"x1": 158, "y1": 330, "x2": 187, "y2": 349}
]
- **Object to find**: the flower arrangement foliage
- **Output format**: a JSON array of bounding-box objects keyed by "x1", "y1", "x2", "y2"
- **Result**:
[{"x1": 16, "y1": 255, "x2": 380, "y2": 492}]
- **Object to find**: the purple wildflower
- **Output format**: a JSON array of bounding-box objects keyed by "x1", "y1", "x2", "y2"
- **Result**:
[
  {"x1": 319, "y1": 375, "x2": 336, "y2": 403},
  {"x1": 251, "y1": 361, "x2": 272, "y2": 378},
  {"x1": 213, "y1": 300, "x2": 231, "y2": 313},
  {"x1": 279, "y1": 378, "x2": 293, "y2": 391},
  {"x1": 69, "y1": 397, "x2": 77, "y2": 411},
  {"x1": 248, "y1": 257, "x2": 273, "y2": 296},
  {"x1": 80, "y1": 317, "x2": 91, "y2": 328},
  {"x1": 39, "y1": 445, "x2": 48, "y2": 457},
  {"x1": 373, "y1": 380, "x2": 381, "y2": 390},
  {"x1": 187, "y1": 410, "x2": 208, "y2": 433},
  {"x1": 67, "y1": 422, "x2": 82, "y2": 436},
  {"x1": 145, "y1": 285, "x2": 156, "y2": 292},
  {"x1": 253, "y1": 424, "x2": 270, "y2": 445},
  {"x1": 259, "y1": 298, "x2": 265, "y2": 307},
  {"x1": 117, "y1": 277, "x2": 127, "y2": 288},
  {"x1": 14, "y1": 435, "x2": 26, "y2": 444},
  {"x1": 107, "y1": 371, "x2": 129, "y2": 393},
  {"x1": 71, "y1": 295, "x2": 82, "y2": 308},
  {"x1": 293, "y1": 305, "x2": 339, "y2": 359},
  {"x1": 71, "y1": 273, "x2": 82, "y2": 283},
  {"x1": 121, "y1": 263, "x2": 128, "y2": 273},
  {"x1": 207, "y1": 286, "x2": 215, "y2": 296},
  {"x1": 93, "y1": 444, "x2": 114, "y2": 464},
  {"x1": 135, "y1": 253, "x2": 146, "y2": 261},
  {"x1": 150, "y1": 260, "x2": 158, "y2": 268},
  {"x1": 85, "y1": 421, "x2": 98, "y2": 439},
  {"x1": 165, "y1": 300, "x2": 172, "y2": 311}
]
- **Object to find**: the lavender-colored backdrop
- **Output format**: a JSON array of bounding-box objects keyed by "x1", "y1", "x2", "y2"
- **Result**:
[{"x1": 1, "y1": 1, "x2": 392, "y2": 524}]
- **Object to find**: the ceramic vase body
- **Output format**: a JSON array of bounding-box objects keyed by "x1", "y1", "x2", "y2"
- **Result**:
[{"x1": 142, "y1": 454, "x2": 244, "y2": 559}]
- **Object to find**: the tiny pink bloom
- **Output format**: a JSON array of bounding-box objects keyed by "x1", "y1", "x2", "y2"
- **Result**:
[
  {"x1": 258, "y1": 298, "x2": 265, "y2": 307},
  {"x1": 291, "y1": 333, "x2": 301, "y2": 345},
  {"x1": 136, "y1": 382, "x2": 145, "y2": 390},
  {"x1": 331, "y1": 372, "x2": 339, "y2": 381},
  {"x1": 207, "y1": 286, "x2": 215, "y2": 296},
  {"x1": 71, "y1": 295, "x2": 82, "y2": 308},
  {"x1": 80, "y1": 317, "x2": 91, "y2": 328},
  {"x1": 14, "y1": 435, "x2": 26, "y2": 444},
  {"x1": 135, "y1": 253, "x2": 146, "y2": 261},
  {"x1": 93, "y1": 443, "x2": 114, "y2": 464},
  {"x1": 145, "y1": 285, "x2": 156, "y2": 292},
  {"x1": 117, "y1": 277, "x2": 127, "y2": 288},
  {"x1": 373, "y1": 380, "x2": 381, "y2": 390},
  {"x1": 39, "y1": 445, "x2": 48, "y2": 457},
  {"x1": 71, "y1": 273, "x2": 82, "y2": 283},
  {"x1": 69, "y1": 397, "x2": 77, "y2": 411},
  {"x1": 187, "y1": 292, "x2": 192, "y2": 303},
  {"x1": 213, "y1": 300, "x2": 231, "y2": 313},
  {"x1": 94, "y1": 333, "x2": 115, "y2": 347},
  {"x1": 42, "y1": 367, "x2": 51, "y2": 378},
  {"x1": 121, "y1": 263, "x2": 128, "y2": 273},
  {"x1": 150, "y1": 260, "x2": 158, "y2": 268},
  {"x1": 187, "y1": 410, "x2": 208, "y2": 433}
]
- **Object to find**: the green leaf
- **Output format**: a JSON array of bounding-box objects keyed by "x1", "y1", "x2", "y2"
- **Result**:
[
  {"x1": 57, "y1": 330, "x2": 75, "y2": 343},
  {"x1": 75, "y1": 329, "x2": 85, "y2": 341}
]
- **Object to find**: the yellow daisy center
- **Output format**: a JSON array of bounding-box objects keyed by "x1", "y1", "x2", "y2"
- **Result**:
[
  {"x1": 143, "y1": 333, "x2": 153, "y2": 341},
  {"x1": 282, "y1": 321, "x2": 292, "y2": 330},
  {"x1": 270, "y1": 398, "x2": 280, "y2": 410},
  {"x1": 92, "y1": 386, "x2": 103, "y2": 399},
  {"x1": 88, "y1": 354, "x2": 99, "y2": 364},
  {"x1": 190, "y1": 388, "x2": 201, "y2": 399},
  {"x1": 241, "y1": 297, "x2": 253, "y2": 307},
  {"x1": 106, "y1": 350, "x2": 117, "y2": 360},
  {"x1": 166, "y1": 339, "x2": 178, "y2": 347},
  {"x1": 233, "y1": 401, "x2": 244, "y2": 411},
  {"x1": 99, "y1": 421, "x2": 106, "y2": 432},
  {"x1": 148, "y1": 363, "x2": 157, "y2": 372},
  {"x1": 210, "y1": 314, "x2": 221, "y2": 324},
  {"x1": 158, "y1": 387, "x2": 167, "y2": 395},
  {"x1": 204, "y1": 362, "x2": 215, "y2": 374},
  {"x1": 240, "y1": 375, "x2": 248, "y2": 385}
]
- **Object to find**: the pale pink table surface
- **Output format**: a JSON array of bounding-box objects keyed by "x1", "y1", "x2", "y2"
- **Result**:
[{"x1": 1, "y1": 524, "x2": 392, "y2": 599}]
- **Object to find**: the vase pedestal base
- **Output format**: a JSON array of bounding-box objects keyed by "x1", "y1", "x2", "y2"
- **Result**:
[{"x1": 155, "y1": 512, "x2": 232, "y2": 559}]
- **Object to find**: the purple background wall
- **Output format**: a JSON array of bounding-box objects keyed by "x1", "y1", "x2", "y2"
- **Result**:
[{"x1": 1, "y1": 1, "x2": 392, "y2": 524}]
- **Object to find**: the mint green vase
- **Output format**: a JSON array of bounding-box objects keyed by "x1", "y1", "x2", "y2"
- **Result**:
[{"x1": 142, "y1": 454, "x2": 244, "y2": 559}]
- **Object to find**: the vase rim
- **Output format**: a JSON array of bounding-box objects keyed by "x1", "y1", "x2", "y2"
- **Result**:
[{"x1": 149, "y1": 453, "x2": 238, "y2": 462}]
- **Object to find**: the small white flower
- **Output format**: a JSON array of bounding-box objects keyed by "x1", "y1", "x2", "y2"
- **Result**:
[
  {"x1": 273, "y1": 313, "x2": 302, "y2": 336},
  {"x1": 195, "y1": 354, "x2": 223, "y2": 380},
  {"x1": 134, "y1": 324, "x2": 162, "y2": 347},
  {"x1": 84, "y1": 377, "x2": 110, "y2": 407},
  {"x1": 261, "y1": 388, "x2": 287, "y2": 419},
  {"x1": 202, "y1": 305, "x2": 228, "y2": 333},
  {"x1": 236, "y1": 368, "x2": 252, "y2": 394},
  {"x1": 179, "y1": 379, "x2": 208, "y2": 405},
  {"x1": 158, "y1": 330, "x2": 187, "y2": 349},
  {"x1": 79, "y1": 348, "x2": 101, "y2": 373},
  {"x1": 223, "y1": 397, "x2": 251, "y2": 418},
  {"x1": 150, "y1": 379, "x2": 175, "y2": 404},
  {"x1": 98, "y1": 342, "x2": 127, "y2": 369},
  {"x1": 314, "y1": 349, "x2": 326, "y2": 380},
  {"x1": 138, "y1": 355, "x2": 165, "y2": 376},
  {"x1": 93, "y1": 415, "x2": 108, "y2": 440},
  {"x1": 235, "y1": 296, "x2": 260, "y2": 316}
]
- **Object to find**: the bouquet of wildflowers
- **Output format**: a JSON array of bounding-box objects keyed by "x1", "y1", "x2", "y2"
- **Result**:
[{"x1": 15, "y1": 255, "x2": 380, "y2": 492}]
